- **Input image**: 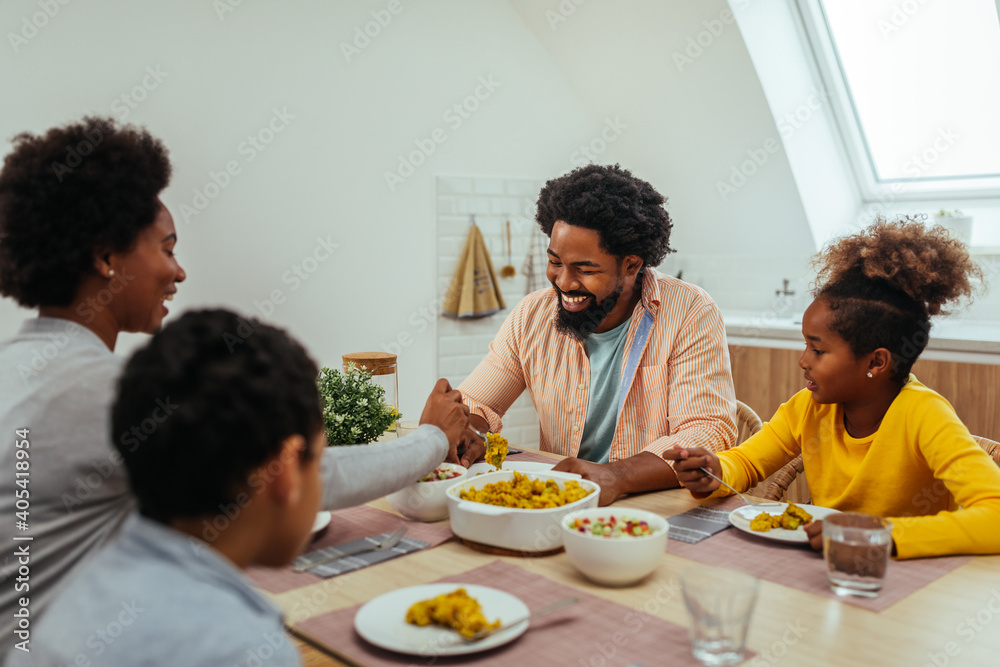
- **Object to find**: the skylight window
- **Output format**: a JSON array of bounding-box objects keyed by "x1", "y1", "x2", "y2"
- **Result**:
[{"x1": 802, "y1": 0, "x2": 1000, "y2": 196}]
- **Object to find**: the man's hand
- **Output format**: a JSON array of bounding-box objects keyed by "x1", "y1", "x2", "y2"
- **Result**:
[
  {"x1": 419, "y1": 379, "x2": 470, "y2": 460},
  {"x1": 804, "y1": 520, "x2": 823, "y2": 552},
  {"x1": 661, "y1": 446, "x2": 722, "y2": 496},
  {"x1": 552, "y1": 458, "x2": 624, "y2": 506},
  {"x1": 554, "y1": 452, "x2": 680, "y2": 505}
]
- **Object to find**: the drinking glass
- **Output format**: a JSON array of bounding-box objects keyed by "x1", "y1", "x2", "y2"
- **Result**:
[
  {"x1": 396, "y1": 420, "x2": 420, "y2": 438},
  {"x1": 823, "y1": 512, "x2": 893, "y2": 598},
  {"x1": 680, "y1": 567, "x2": 759, "y2": 666}
]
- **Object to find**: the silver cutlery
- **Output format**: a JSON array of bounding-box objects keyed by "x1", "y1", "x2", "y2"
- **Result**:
[
  {"x1": 444, "y1": 596, "x2": 579, "y2": 645},
  {"x1": 697, "y1": 467, "x2": 780, "y2": 508},
  {"x1": 468, "y1": 427, "x2": 522, "y2": 456},
  {"x1": 293, "y1": 526, "x2": 406, "y2": 572}
]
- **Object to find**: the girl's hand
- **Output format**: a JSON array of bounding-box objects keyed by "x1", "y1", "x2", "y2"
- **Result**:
[
  {"x1": 662, "y1": 446, "x2": 723, "y2": 496},
  {"x1": 804, "y1": 520, "x2": 824, "y2": 551}
]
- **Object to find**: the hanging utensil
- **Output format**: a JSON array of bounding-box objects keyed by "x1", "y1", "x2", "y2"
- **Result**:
[{"x1": 500, "y1": 220, "x2": 516, "y2": 278}]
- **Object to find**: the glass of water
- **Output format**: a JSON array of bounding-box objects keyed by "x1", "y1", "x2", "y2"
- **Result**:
[
  {"x1": 680, "y1": 567, "x2": 759, "y2": 666},
  {"x1": 823, "y1": 512, "x2": 893, "y2": 598}
]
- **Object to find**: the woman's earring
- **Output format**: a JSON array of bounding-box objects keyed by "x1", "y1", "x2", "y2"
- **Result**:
[
  {"x1": 866, "y1": 371, "x2": 873, "y2": 378},
  {"x1": 108, "y1": 269, "x2": 115, "y2": 277}
]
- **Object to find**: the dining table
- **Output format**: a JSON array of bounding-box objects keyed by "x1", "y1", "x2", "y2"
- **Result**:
[{"x1": 265, "y1": 451, "x2": 1000, "y2": 667}]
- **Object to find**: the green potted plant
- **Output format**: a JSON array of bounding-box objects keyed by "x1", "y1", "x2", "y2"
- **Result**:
[
  {"x1": 933, "y1": 209, "x2": 973, "y2": 245},
  {"x1": 317, "y1": 363, "x2": 400, "y2": 445}
]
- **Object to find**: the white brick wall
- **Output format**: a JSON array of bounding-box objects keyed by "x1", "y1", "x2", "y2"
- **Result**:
[{"x1": 436, "y1": 175, "x2": 545, "y2": 449}]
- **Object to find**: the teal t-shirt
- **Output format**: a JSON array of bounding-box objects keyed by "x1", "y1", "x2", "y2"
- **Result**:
[{"x1": 577, "y1": 317, "x2": 632, "y2": 463}]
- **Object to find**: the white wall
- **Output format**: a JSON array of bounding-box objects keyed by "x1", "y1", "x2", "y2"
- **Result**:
[
  {"x1": 435, "y1": 175, "x2": 546, "y2": 449},
  {"x1": 11, "y1": 1, "x2": 983, "y2": 422},
  {"x1": 0, "y1": 0, "x2": 602, "y2": 415}
]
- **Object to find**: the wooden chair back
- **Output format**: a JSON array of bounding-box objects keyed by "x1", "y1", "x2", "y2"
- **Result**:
[
  {"x1": 735, "y1": 400, "x2": 762, "y2": 446},
  {"x1": 763, "y1": 435, "x2": 1000, "y2": 503}
]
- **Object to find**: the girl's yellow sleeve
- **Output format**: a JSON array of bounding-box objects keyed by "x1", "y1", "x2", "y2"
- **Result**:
[
  {"x1": 705, "y1": 393, "x2": 807, "y2": 498},
  {"x1": 890, "y1": 395, "x2": 1000, "y2": 559}
]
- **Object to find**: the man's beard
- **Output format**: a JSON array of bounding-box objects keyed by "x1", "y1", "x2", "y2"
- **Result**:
[{"x1": 554, "y1": 283, "x2": 624, "y2": 343}]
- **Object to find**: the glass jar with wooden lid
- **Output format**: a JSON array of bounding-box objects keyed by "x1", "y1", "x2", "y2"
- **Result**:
[{"x1": 342, "y1": 352, "x2": 398, "y2": 415}]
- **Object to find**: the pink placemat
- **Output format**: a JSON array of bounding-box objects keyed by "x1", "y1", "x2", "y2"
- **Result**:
[
  {"x1": 668, "y1": 497, "x2": 971, "y2": 612},
  {"x1": 247, "y1": 505, "x2": 453, "y2": 594},
  {"x1": 295, "y1": 560, "x2": 730, "y2": 666}
]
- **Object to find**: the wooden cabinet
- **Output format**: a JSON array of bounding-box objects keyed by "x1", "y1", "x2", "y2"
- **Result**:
[{"x1": 729, "y1": 345, "x2": 1000, "y2": 441}]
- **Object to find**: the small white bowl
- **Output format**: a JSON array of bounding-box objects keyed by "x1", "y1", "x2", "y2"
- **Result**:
[
  {"x1": 561, "y1": 507, "x2": 669, "y2": 586},
  {"x1": 385, "y1": 462, "x2": 468, "y2": 522}
]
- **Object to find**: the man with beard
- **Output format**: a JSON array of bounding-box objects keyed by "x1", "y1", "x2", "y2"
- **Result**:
[{"x1": 457, "y1": 164, "x2": 737, "y2": 505}]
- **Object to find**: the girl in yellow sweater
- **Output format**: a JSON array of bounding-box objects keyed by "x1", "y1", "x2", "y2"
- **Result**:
[{"x1": 666, "y1": 219, "x2": 1000, "y2": 559}]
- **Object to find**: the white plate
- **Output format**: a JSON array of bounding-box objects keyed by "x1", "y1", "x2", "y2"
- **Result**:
[
  {"x1": 728, "y1": 503, "x2": 840, "y2": 544},
  {"x1": 311, "y1": 511, "x2": 331, "y2": 534},
  {"x1": 354, "y1": 584, "x2": 529, "y2": 657},
  {"x1": 467, "y1": 461, "x2": 555, "y2": 476}
]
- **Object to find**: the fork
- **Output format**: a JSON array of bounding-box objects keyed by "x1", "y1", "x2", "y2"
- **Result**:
[
  {"x1": 468, "y1": 428, "x2": 523, "y2": 456},
  {"x1": 698, "y1": 467, "x2": 780, "y2": 508},
  {"x1": 442, "y1": 596, "x2": 579, "y2": 645},
  {"x1": 293, "y1": 526, "x2": 406, "y2": 572}
]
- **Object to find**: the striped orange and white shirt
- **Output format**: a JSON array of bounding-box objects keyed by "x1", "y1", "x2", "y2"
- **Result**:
[{"x1": 459, "y1": 268, "x2": 738, "y2": 462}]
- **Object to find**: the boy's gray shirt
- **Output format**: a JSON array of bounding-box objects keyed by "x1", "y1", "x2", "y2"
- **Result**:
[
  {"x1": 9, "y1": 513, "x2": 301, "y2": 666},
  {"x1": 0, "y1": 317, "x2": 448, "y2": 656}
]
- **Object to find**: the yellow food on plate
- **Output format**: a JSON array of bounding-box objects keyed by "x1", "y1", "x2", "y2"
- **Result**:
[
  {"x1": 780, "y1": 502, "x2": 813, "y2": 530},
  {"x1": 749, "y1": 503, "x2": 814, "y2": 532},
  {"x1": 750, "y1": 513, "x2": 779, "y2": 532},
  {"x1": 405, "y1": 588, "x2": 501, "y2": 638},
  {"x1": 460, "y1": 471, "x2": 593, "y2": 509},
  {"x1": 484, "y1": 432, "x2": 509, "y2": 470}
]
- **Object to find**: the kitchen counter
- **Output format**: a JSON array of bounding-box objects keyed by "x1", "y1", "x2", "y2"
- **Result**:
[{"x1": 722, "y1": 310, "x2": 1000, "y2": 364}]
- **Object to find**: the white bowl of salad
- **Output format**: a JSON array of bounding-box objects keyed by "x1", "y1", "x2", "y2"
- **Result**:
[
  {"x1": 385, "y1": 462, "x2": 468, "y2": 522},
  {"x1": 561, "y1": 507, "x2": 669, "y2": 586}
]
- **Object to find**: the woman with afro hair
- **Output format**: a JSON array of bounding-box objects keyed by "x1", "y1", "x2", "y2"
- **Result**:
[
  {"x1": 0, "y1": 117, "x2": 186, "y2": 647},
  {"x1": 668, "y1": 218, "x2": 1000, "y2": 559},
  {"x1": 0, "y1": 119, "x2": 473, "y2": 650}
]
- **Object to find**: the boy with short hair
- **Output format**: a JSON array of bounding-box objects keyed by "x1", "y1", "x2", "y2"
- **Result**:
[{"x1": 16, "y1": 310, "x2": 387, "y2": 665}]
